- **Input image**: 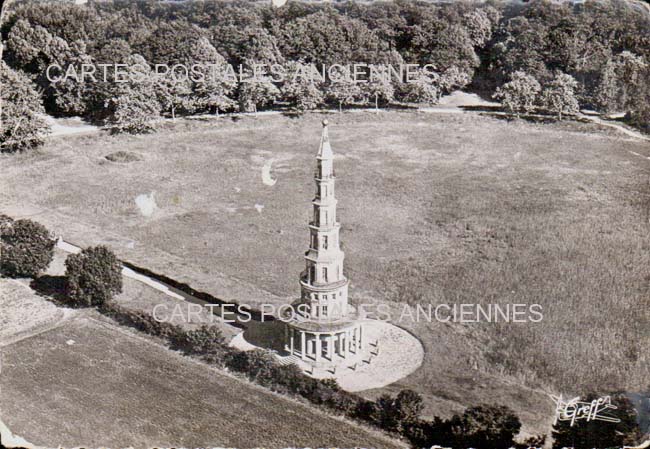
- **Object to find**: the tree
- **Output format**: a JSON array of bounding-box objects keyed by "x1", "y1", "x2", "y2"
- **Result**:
[
  {"x1": 64, "y1": 245, "x2": 123, "y2": 307},
  {"x1": 138, "y1": 21, "x2": 205, "y2": 66},
  {"x1": 325, "y1": 66, "x2": 361, "y2": 113},
  {"x1": 186, "y1": 37, "x2": 238, "y2": 115},
  {"x1": 93, "y1": 38, "x2": 134, "y2": 65},
  {"x1": 377, "y1": 389, "x2": 424, "y2": 433},
  {"x1": 407, "y1": 17, "x2": 479, "y2": 74},
  {"x1": 211, "y1": 24, "x2": 284, "y2": 68},
  {"x1": 272, "y1": 9, "x2": 385, "y2": 66},
  {"x1": 4, "y1": 19, "x2": 54, "y2": 73},
  {"x1": 101, "y1": 55, "x2": 161, "y2": 134},
  {"x1": 0, "y1": 61, "x2": 49, "y2": 153},
  {"x1": 238, "y1": 75, "x2": 279, "y2": 115},
  {"x1": 280, "y1": 61, "x2": 324, "y2": 112},
  {"x1": 493, "y1": 70, "x2": 541, "y2": 117},
  {"x1": 463, "y1": 9, "x2": 494, "y2": 48},
  {"x1": 395, "y1": 389, "x2": 424, "y2": 424},
  {"x1": 540, "y1": 71, "x2": 580, "y2": 119},
  {"x1": 438, "y1": 66, "x2": 472, "y2": 96},
  {"x1": 596, "y1": 52, "x2": 647, "y2": 114},
  {"x1": 489, "y1": 16, "x2": 551, "y2": 87},
  {"x1": 104, "y1": 86, "x2": 161, "y2": 134},
  {"x1": 361, "y1": 75, "x2": 395, "y2": 112},
  {"x1": 551, "y1": 393, "x2": 642, "y2": 449},
  {"x1": 449, "y1": 404, "x2": 521, "y2": 449},
  {"x1": 0, "y1": 219, "x2": 55, "y2": 278},
  {"x1": 155, "y1": 73, "x2": 193, "y2": 121},
  {"x1": 400, "y1": 68, "x2": 440, "y2": 105},
  {"x1": 37, "y1": 37, "x2": 93, "y2": 116},
  {"x1": 6, "y1": 20, "x2": 92, "y2": 117},
  {"x1": 627, "y1": 103, "x2": 650, "y2": 134},
  {"x1": 596, "y1": 60, "x2": 619, "y2": 114}
]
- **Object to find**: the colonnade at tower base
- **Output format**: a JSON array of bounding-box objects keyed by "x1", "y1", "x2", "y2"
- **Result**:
[
  {"x1": 284, "y1": 322, "x2": 364, "y2": 367},
  {"x1": 228, "y1": 316, "x2": 425, "y2": 389}
]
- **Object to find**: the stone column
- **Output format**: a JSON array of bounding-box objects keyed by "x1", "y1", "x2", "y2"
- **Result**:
[
  {"x1": 328, "y1": 333, "x2": 334, "y2": 360},
  {"x1": 315, "y1": 334, "x2": 321, "y2": 362},
  {"x1": 343, "y1": 330, "x2": 348, "y2": 358},
  {"x1": 301, "y1": 331, "x2": 306, "y2": 360},
  {"x1": 290, "y1": 328, "x2": 295, "y2": 355},
  {"x1": 356, "y1": 326, "x2": 361, "y2": 353},
  {"x1": 359, "y1": 325, "x2": 363, "y2": 348},
  {"x1": 284, "y1": 325, "x2": 288, "y2": 352}
]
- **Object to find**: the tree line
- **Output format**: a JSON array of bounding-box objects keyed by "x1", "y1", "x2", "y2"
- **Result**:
[
  {"x1": 0, "y1": 214, "x2": 644, "y2": 448},
  {"x1": 2, "y1": 0, "x2": 648, "y2": 150}
]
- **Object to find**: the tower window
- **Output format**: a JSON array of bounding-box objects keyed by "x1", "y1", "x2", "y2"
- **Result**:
[
  {"x1": 323, "y1": 267, "x2": 328, "y2": 282},
  {"x1": 323, "y1": 235, "x2": 328, "y2": 250},
  {"x1": 322, "y1": 305, "x2": 328, "y2": 316}
]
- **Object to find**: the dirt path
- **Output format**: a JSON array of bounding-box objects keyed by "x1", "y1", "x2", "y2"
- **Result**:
[
  {"x1": 43, "y1": 91, "x2": 649, "y2": 146},
  {"x1": 581, "y1": 115, "x2": 650, "y2": 142}
]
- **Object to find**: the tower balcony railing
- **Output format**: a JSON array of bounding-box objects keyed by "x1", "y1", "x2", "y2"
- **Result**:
[
  {"x1": 314, "y1": 169, "x2": 336, "y2": 180},
  {"x1": 299, "y1": 273, "x2": 348, "y2": 290}
]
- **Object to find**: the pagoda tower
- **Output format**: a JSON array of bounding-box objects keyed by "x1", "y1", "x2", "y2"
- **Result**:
[{"x1": 284, "y1": 120, "x2": 365, "y2": 369}]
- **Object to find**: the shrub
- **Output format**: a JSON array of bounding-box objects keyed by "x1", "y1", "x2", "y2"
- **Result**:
[
  {"x1": 305, "y1": 378, "x2": 342, "y2": 405},
  {"x1": 100, "y1": 301, "x2": 181, "y2": 339},
  {"x1": 325, "y1": 389, "x2": 358, "y2": 415},
  {"x1": 449, "y1": 404, "x2": 521, "y2": 449},
  {"x1": 0, "y1": 215, "x2": 14, "y2": 235},
  {"x1": 354, "y1": 398, "x2": 381, "y2": 425},
  {"x1": 170, "y1": 324, "x2": 225, "y2": 356},
  {"x1": 64, "y1": 245, "x2": 123, "y2": 307},
  {"x1": 626, "y1": 105, "x2": 650, "y2": 134},
  {"x1": 225, "y1": 349, "x2": 278, "y2": 384},
  {"x1": 493, "y1": 71, "x2": 541, "y2": 117},
  {"x1": 271, "y1": 363, "x2": 318, "y2": 396},
  {"x1": 377, "y1": 389, "x2": 424, "y2": 433},
  {"x1": 0, "y1": 219, "x2": 55, "y2": 278}
]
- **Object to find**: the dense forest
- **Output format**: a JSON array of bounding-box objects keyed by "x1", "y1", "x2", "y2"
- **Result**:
[{"x1": 1, "y1": 0, "x2": 650, "y2": 149}]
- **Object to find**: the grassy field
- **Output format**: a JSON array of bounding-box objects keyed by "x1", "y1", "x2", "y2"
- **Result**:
[
  {"x1": 0, "y1": 310, "x2": 405, "y2": 448},
  {"x1": 1, "y1": 110, "x2": 649, "y2": 437}
]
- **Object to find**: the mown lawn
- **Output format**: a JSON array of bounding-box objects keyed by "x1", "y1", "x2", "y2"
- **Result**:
[
  {"x1": 1, "y1": 110, "x2": 648, "y2": 437},
  {"x1": 0, "y1": 314, "x2": 405, "y2": 448}
]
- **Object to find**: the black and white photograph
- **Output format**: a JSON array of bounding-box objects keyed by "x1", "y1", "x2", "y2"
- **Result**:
[{"x1": 0, "y1": 0, "x2": 649, "y2": 447}]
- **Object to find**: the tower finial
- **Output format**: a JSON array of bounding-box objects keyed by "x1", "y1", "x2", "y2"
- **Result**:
[{"x1": 318, "y1": 119, "x2": 332, "y2": 158}]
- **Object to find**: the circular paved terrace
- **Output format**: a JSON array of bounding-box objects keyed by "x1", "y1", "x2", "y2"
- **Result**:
[{"x1": 229, "y1": 319, "x2": 424, "y2": 392}]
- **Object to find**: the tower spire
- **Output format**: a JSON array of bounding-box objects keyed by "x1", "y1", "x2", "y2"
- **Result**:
[{"x1": 317, "y1": 120, "x2": 333, "y2": 159}]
